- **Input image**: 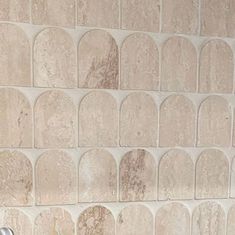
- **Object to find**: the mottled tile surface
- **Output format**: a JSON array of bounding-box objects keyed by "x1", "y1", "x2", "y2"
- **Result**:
[
  {"x1": 79, "y1": 149, "x2": 117, "y2": 202},
  {"x1": 227, "y1": 205, "x2": 235, "y2": 235},
  {"x1": 199, "y1": 40, "x2": 233, "y2": 93},
  {"x1": 77, "y1": 206, "x2": 115, "y2": 235},
  {"x1": 34, "y1": 28, "x2": 76, "y2": 88},
  {"x1": 34, "y1": 90, "x2": 76, "y2": 148},
  {"x1": 120, "y1": 149, "x2": 156, "y2": 201},
  {"x1": 0, "y1": 88, "x2": 32, "y2": 147},
  {"x1": 121, "y1": 33, "x2": 159, "y2": 91},
  {"x1": 120, "y1": 92, "x2": 158, "y2": 147},
  {"x1": 161, "y1": 36, "x2": 197, "y2": 92},
  {"x1": 230, "y1": 157, "x2": 235, "y2": 198},
  {"x1": 78, "y1": 30, "x2": 118, "y2": 89},
  {"x1": 0, "y1": 23, "x2": 30, "y2": 86},
  {"x1": 158, "y1": 149, "x2": 194, "y2": 200}
]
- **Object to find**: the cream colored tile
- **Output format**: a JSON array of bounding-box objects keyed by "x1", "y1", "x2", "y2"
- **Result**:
[
  {"x1": 230, "y1": 157, "x2": 235, "y2": 198},
  {"x1": 227, "y1": 205, "x2": 235, "y2": 235}
]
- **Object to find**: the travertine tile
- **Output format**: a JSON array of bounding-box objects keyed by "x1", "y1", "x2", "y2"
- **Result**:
[
  {"x1": 120, "y1": 149, "x2": 156, "y2": 201},
  {"x1": 78, "y1": 30, "x2": 118, "y2": 89},
  {"x1": 34, "y1": 208, "x2": 74, "y2": 235},
  {"x1": 196, "y1": 149, "x2": 229, "y2": 199},
  {"x1": 121, "y1": 0, "x2": 160, "y2": 32},
  {"x1": 199, "y1": 40, "x2": 233, "y2": 93},
  {"x1": 121, "y1": 33, "x2": 159, "y2": 91},
  {"x1": 231, "y1": 157, "x2": 235, "y2": 198},
  {"x1": 192, "y1": 202, "x2": 226, "y2": 235},
  {"x1": 162, "y1": 0, "x2": 198, "y2": 34},
  {"x1": 77, "y1": 0, "x2": 119, "y2": 28},
  {"x1": 78, "y1": 206, "x2": 115, "y2": 235},
  {"x1": 159, "y1": 95, "x2": 196, "y2": 147},
  {"x1": 32, "y1": 0, "x2": 75, "y2": 28},
  {"x1": 198, "y1": 96, "x2": 231, "y2": 147},
  {"x1": 0, "y1": 88, "x2": 32, "y2": 147},
  {"x1": 155, "y1": 203, "x2": 190, "y2": 235},
  {"x1": 0, "y1": 151, "x2": 32, "y2": 206},
  {"x1": 201, "y1": 0, "x2": 235, "y2": 37},
  {"x1": 227, "y1": 205, "x2": 235, "y2": 235},
  {"x1": 0, "y1": 23, "x2": 30, "y2": 86},
  {"x1": 161, "y1": 36, "x2": 197, "y2": 92},
  {"x1": 117, "y1": 205, "x2": 153, "y2": 235},
  {"x1": 0, "y1": 209, "x2": 32, "y2": 235},
  {"x1": 36, "y1": 150, "x2": 76, "y2": 205},
  {"x1": 120, "y1": 92, "x2": 158, "y2": 147},
  {"x1": 34, "y1": 90, "x2": 76, "y2": 148},
  {"x1": 79, "y1": 91, "x2": 118, "y2": 147},
  {"x1": 158, "y1": 149, "x2": 194, "y2": 200},
  {"x1": 79, "y1": 149, "x2": 117, "y2": 202},
  {"x1": 34, "y1": 28, "x2": 76, "y2": 88}
]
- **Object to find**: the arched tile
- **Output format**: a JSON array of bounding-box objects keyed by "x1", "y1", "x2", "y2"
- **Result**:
[
  {"x1": 0, "y1": 151, "x2": 32, "y2": 206},
  {"x1": 77, "y1": 0, "x2": 119, "y2": 28},
  {"x1": 34, "y1": 90, "x2": 76, "y2": 148},
  {"x1": 79, "y1": 149, "x2": 117, "y2": 202},
  {"x1": 34, "y1": 28, "x2": 76, "y2": 88},
  {"x1": 196, "y1": 149, "x2": 229, "y2": 199},
  {"x1": 120, "y1": 92, "x2": 158, "y2": 147},
  {"x1": 159, "y1": 95, "x2": 196, "y2": 147},
  {"x1": 121, "y1": 33, "x2": 159, "y2": 91},
  {"x1": 199, "y1": 40, "x2": 233, "y2": 93},
  {"x1": 231, "y1": 157, "x2": 235, "y2": 198},
  {"x1": 162, "y1": 0, "x2": 198, "y2": 34},
  {"x1": 156, "y1": 203, "x2": 190, "y2": 235},
  {"x1": 120, "y1": 149, "x2": 156, "y2": 201},
  {"x1": 161, "y1": 36, "x2": 197, "y2": 92},
  {"x1": 121, "y1": 0, "x2": 160, "y2": 32},
  {"x1": 36, "y1": 150, "x2": 76, "y2": 205},
  {"x1": 198, "y1": 96, "x2": 231, "y2": 147},
  {"x1": 158, "y1": 149, "x2": 194, "y2": 200},
  {"x1": 192, "y1": 202, "x2": 225, "y2": 235},
  {"x1": 77, "y1": 206, "x2": 114, "y2": 235},
  {"x1": 79, "y1": 91, "x2": 118, "y2": 147},
  {"x1": 78, "y1": 30, "x2": 118, "y2": 89},
  {"x1": 0, "y1": 88, "x2": 32, "y2": 147},
  {"x1": 32, "y1": 0, "x2": 75, "y2": 28},
  {"x1": 117, "y1": 205, "x2": 153, "y2": 235},
  {"x1": 227, "y1": 205, "x2": 235, "y2": 235},
  {"x1": 0, "y1": 209, "x2": 32, "y2": 235},
  {"x1": 34, "y1": 208, "x2": 74, "y2": 235},
  {"x1": 0, "y1": 23, "x2": 30, "y2": 86}
]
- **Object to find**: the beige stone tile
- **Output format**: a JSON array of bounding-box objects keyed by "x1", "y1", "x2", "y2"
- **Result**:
[
  {"x1": 155, "y1": 203, "x2": 190, "y2": 235},
  {"x1": 192, "y1": 202, "x2": 225, "y2": 235},
  {"x1": 79, "y1": 149, "x2": 117, "y2": 202},
  {"x1": 77, "y1": 0, "x2": 119, "y2": 28},
  {"x1": 34, "y1": 90, "x2": 76, "y2": 148},
  {"x1": 0, "y1": 209, "x2": 32, "y2": 235},
  {"x1": 158, "y1": 149, "x2": 194, "y2": 200},
  {"x1": 0, "y1": 88, "x2": 32, "y2": 147},
  {"x1": 0, "y1": 23, "x2": 30, "y2": 86},
  {"x1": 34, "y1": 208, "x2": 74, "y2": 235},
  {"x1": 117, "y1": 205, "x2": 153, "y2": 235},
  {"x1": 78, "y1": 30, "x2": 118, "y2": 89},
  {"x1": 79, "y1": 91, "x2": 118, "y2": 147},
  {"x1": 36, "y1": 150, "x2": 76, "y2": 205},
  {"x1": 34, "y1": 28, "x2": 76, "y2": 88},
  {"x1": 201, "y1": 0, "x2": 235, "y2": 37},
  {"x1": 199, "y1": 40, "x2": 233, "y2": 93},
  {"x1": 162, "y1": 0, "x2": 198, "y2": 34},
  {"x1": 120, "y1": 149, "x2": 156, "y2": 201},
  {"x1": 0, "y1": 151, "x2": 32, "y2": 206},
  {"x1": 120, "y1": 92, "x2": 158, "y2": 147},
  {"x1": 78, "y1": 206, "x2": 115, "y2": 235},
  {"x1": 121, "y1": 0, "x2": 160, "y2": 32},
  {"x1": 198, "y1": 96, "x2": 231, "y2": 147},
  {"x1": 227, "y1": 205, "x2": 235, "y2": 235},
  {"x1": 230, "y1": 157, "x2": 235, "y2": 198},
  {"x1": 121, "y1": 33, "x2": 159, "y2": 91},
  {"x1": 32, "y1": 0, "x2": 75, "y2": 28},
  {"x1": 196, "y1": 149, "x2": 229, "y2": 199},
  {"x1": 159, "y1": 95, "x2": 196, "y2": 147},
  {"x1": 0, "y1": 0, "x2": 29, "y2": 22},
  {"x1": 161, "y1": 36, "x2": 197, "y2": 92}
]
